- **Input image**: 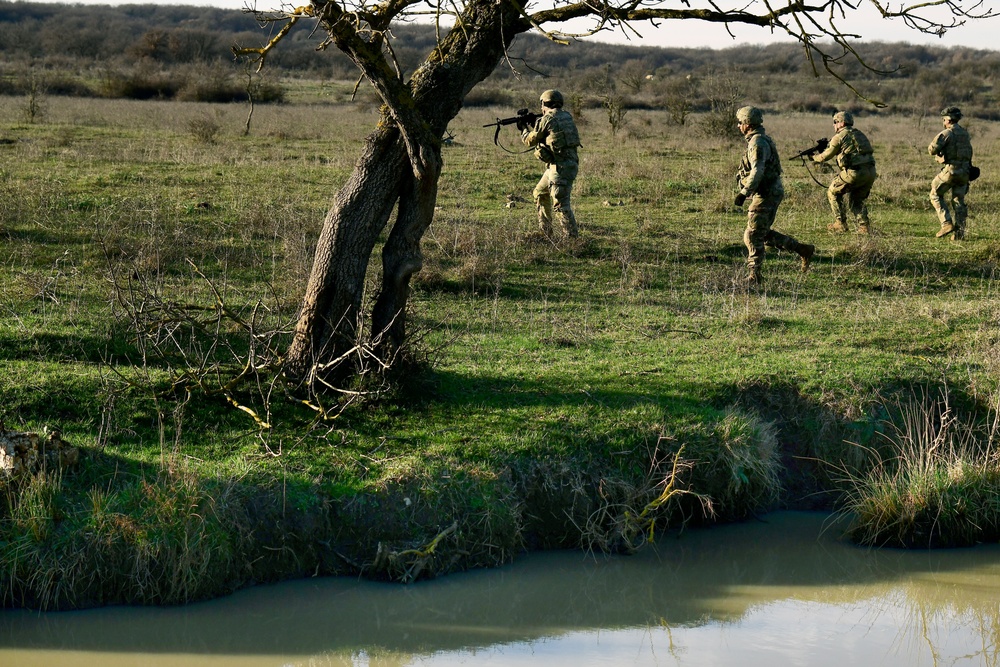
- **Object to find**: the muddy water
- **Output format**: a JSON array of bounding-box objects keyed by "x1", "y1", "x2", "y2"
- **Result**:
[{"x1": 3, "y1": 511, "x2": 1000, "y2": 666}]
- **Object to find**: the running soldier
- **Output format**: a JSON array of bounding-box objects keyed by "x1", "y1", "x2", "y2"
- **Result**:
[
  {"x1": 734, "y1": 106, "x2": 815, "y2": 288},
  {"x1": 928, "y1": 106, "x2": 974, "y2": 240}
]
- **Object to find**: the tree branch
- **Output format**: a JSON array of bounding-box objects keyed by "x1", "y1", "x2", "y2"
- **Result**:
[
  {"x1": 518, "y1": 0, "x2": 996, "y2": 105},
  {"x1": 231, "y1": 5, "x2": 315, "y2": 71},
  {"x1": 308, "y1": 0, "x2": 438, "y2": 177}
]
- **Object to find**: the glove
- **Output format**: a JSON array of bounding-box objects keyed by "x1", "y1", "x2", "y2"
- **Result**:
[
  {"x1": 516, "y1": 119, "x2": 529, "y2": 132},
  {"x1": 734, "y1": 193, "x2": 747, "y2": 207}
]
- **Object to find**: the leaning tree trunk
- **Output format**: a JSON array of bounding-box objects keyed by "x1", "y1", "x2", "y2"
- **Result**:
[
  {"x1": 372, "y1": 151, "x2": 442, "y2": 355},
  {"x1": 285, "y1": 124, "x2": 407, "y2": 383},
  {"x1": 284, "y1": 0, "x2": 530, "y2": 384}
]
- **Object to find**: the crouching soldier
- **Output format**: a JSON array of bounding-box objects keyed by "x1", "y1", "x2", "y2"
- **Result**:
[{"x1": 812, "y1": 110, "x2": 877, "y2": 234}]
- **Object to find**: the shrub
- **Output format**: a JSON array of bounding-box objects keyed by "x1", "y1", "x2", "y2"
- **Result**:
[
  {"x1": 463, "y1": 85, "x2": 515, "y2": 108},
  {"x1": 100, "y1": 66, "x2": 180, "y2": 100},
  {"x1": 187, "y1": 114, "x2": 221, "y2": 143}
]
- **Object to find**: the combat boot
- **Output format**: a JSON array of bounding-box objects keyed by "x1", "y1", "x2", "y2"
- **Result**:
[
  {"x1": 828, "y1": 219, "x2": 849, "y2": 233},
  {"x1": 798, "y1": 243, "x2": 815, "y2": 273},
  {"x1": 935, "y1": 222, "x2": 955, "y2": 238},
  {"x1": 745, "y1": 267, "x2": 763, "y2": 292},
  {"x1": 857, "y1": 223, "x2": 871, "y2": 235},
  {"x1": 952, "y1": 226, "x2": 965, "y2": 241}
]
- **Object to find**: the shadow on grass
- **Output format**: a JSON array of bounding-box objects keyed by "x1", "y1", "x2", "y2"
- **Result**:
[
  {"x1": 0, "y1": 330, "x2": 135, "y2": 365},
  {"x1": 1, "y1": 226, "x2": 77, "y2": 246},
  {"x1": 3, "y1": 363, "x2": 995, "y2": 612}
]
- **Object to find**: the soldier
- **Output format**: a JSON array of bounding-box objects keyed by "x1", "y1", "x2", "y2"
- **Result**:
[
  {"x1": 734, "y1": 105, "x2": 815, "y2": 288},
  {"x1": 812, "y1": 111, "x2": 877, "y2": 234},
  {"x1": 521, "y1": 89, "x2": 581, "y2": 239},
  {"x1": 928, "y1": 106, "x2": 974, "y2": 240}
]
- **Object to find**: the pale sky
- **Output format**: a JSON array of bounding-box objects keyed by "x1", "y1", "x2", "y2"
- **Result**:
[{"x1": 27, "y1": 0, "x2": 1000, "y2": 52}]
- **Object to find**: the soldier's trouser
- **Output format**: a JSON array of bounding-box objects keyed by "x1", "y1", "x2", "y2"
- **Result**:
[
  {"x1": 744, "y1": 193, "x2": 802, "y2": 274},
  {"x1": 534, "y1": 161, "x2": 579, "y2": 238},
  {"x1": 828, "y1": 164, "x2": 877, "y2": 226},
  {"x1": 930, "y1": 166, "x2": 970, "y2": 231}
]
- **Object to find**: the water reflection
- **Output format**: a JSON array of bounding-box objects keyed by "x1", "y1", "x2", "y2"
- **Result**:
[{"x1": 3, "y1": 512, "x2": 1000, "y2": 666}]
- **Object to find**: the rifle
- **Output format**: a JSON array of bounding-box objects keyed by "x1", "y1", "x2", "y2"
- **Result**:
[
  {"x1": 788, "y1": 137, "x2": 829, "y2": 161},
  {"x1": 484, "y1": 108, "x2": 541, "y2": 147}
]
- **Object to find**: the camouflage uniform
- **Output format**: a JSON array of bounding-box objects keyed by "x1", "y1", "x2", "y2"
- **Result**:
[
  {"x1": 735, "y1": 106, "x2": 814, "y2": 286},
  {"x1": 813, "y1": 111, "x2": 877, "y2": 234},
  {"x1": 522, "y1": 90, "x2": 581, "y2": 238},
  {"x1": 928, "y1": 106, "x2": 974, "y2": 240}
]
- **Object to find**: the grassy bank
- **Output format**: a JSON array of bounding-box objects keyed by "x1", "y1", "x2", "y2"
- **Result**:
[{"x1": 3, "y1": 90, "x2": 1000, "y2": 609}]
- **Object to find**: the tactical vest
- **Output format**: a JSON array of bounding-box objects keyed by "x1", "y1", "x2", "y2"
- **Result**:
[
  {"x1": 545, "y1": 110, "x2": 581, "y2": 157},
  {"x1": 940, "y1": 126, "x2": 973, "y2": 164},
  {"x1": 761, "y1": 134, "x2": 782, "y2": 184},
  {"x1": 837, "y1": 128, "x2": 875, "y2": 170},
  {"x1": 740, "y1": 132, "x2": 782, "y2": 191}
]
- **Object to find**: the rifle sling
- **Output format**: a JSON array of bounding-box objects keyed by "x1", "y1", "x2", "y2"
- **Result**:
[{"x1": 798, "y1": 156, "x2": 827, "y2": 188}]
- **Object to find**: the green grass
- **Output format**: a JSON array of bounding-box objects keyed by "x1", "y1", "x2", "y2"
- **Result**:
[
  {"x1": 838, "y1": 392, "x2": 1000, "y2": 548},
  {"x1": 3, "y1": 90, "x2": 1000, "y2": 608}
]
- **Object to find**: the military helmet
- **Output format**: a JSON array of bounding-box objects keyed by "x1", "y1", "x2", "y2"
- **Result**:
[
  {"x1": 736, "y1": 105, "x2": 763, "y2": 126},
  {"x1": 833, "y1": 111, "x2": 854, "y2": 126},
  {"x1": 941, "y1": 106, "x2": 963, "y2": 121},
  {"x1": 540, "y1": 89, "x2": 564, "y2": 108}
]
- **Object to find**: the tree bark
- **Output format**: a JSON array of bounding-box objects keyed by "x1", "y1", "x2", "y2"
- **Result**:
[
  {"x1": 285, "y1": 124, "x2": 407, "y2": 382},
  {"x1": 284, "y1": 0, "x2": 529, "y2": 384},
  {"x1": 372, "y1": 149, "x2": 441, "y2": 355}
]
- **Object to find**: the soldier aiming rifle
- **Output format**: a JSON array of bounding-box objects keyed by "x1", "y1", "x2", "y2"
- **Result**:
[
  {"x1": 809, "y1": 111, "x2": 878, "y2": 234},
  {"x1": 482, "y1": 91, "x2": 581, "y2": 240},
  {"x1": 521, "y1": 90, "x2": 581, "y2": 239}
]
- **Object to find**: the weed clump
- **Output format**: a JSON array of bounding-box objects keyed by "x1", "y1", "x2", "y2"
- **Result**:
[
  {"x1": 2, "y1": 463, "x2": 243, "y2": 609},
  {"x1": 839, "y1": 391, "x2": 1000, "y2": 548}
]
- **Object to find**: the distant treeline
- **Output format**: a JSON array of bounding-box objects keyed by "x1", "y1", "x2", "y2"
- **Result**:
[{"x1": 0, "y1": 1, "x2": 997, "y2": 118}]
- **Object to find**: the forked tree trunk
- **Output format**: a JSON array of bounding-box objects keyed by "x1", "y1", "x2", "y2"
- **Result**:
[
  {"x1": 284, "y1": 1, "x2": 529, "y2": 384},
  {"x1": 285, "y1": 125, "x2": 407, "y2": 382},
  {"x1": 372, "y1": 151, "x2": 442, "y2": 354}
]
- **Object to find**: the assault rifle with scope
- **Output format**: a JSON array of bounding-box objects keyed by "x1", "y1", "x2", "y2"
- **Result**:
[
  {"x1": 484, "y1": 108, "x2": 542, "y2": 146},
  {"x1": 788, "y1": 137, "x2": 829, "y2": 161}
]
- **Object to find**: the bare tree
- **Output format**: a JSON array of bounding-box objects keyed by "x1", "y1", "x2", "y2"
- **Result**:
[
  {"x1": 235, "y1": 0, "x2": 995, "y2": 388},
  {"x1": 619, "y1": 59, "x2": 651, "y2": 93},
  {"x1": 661, "y1": 75, "x2": 696, "y2": 126},
  {"x1": 242, "y1": 61, "x2": 260, "y2": 136},
  {"x1": 19, "y1": 67, "x2": 48, "y2": 124},
  {"x1": 699, "y1": 67, "x2": 745, "y2": 139},
  {"x1": 604, "y1": 93, "x2": 629, "y2": 136}
]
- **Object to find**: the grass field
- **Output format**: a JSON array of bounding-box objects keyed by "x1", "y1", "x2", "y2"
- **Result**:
[{"x1": 3, "y1": 90, "x2": 1000, "y2": 609}]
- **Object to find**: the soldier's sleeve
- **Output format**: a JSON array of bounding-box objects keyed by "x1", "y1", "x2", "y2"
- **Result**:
[
  {"x1": 741, "y1": 138, "x2": 767, "y2": 194},
  {"x1": 813, "y1": 132, "x2": 842, "y2": 163},
  {"x1": 521, "y1": 115, "x2": 547, "y2": 148},
  {"x1": 928, "y1": 130, "x2": 946, "y2": 156}
]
